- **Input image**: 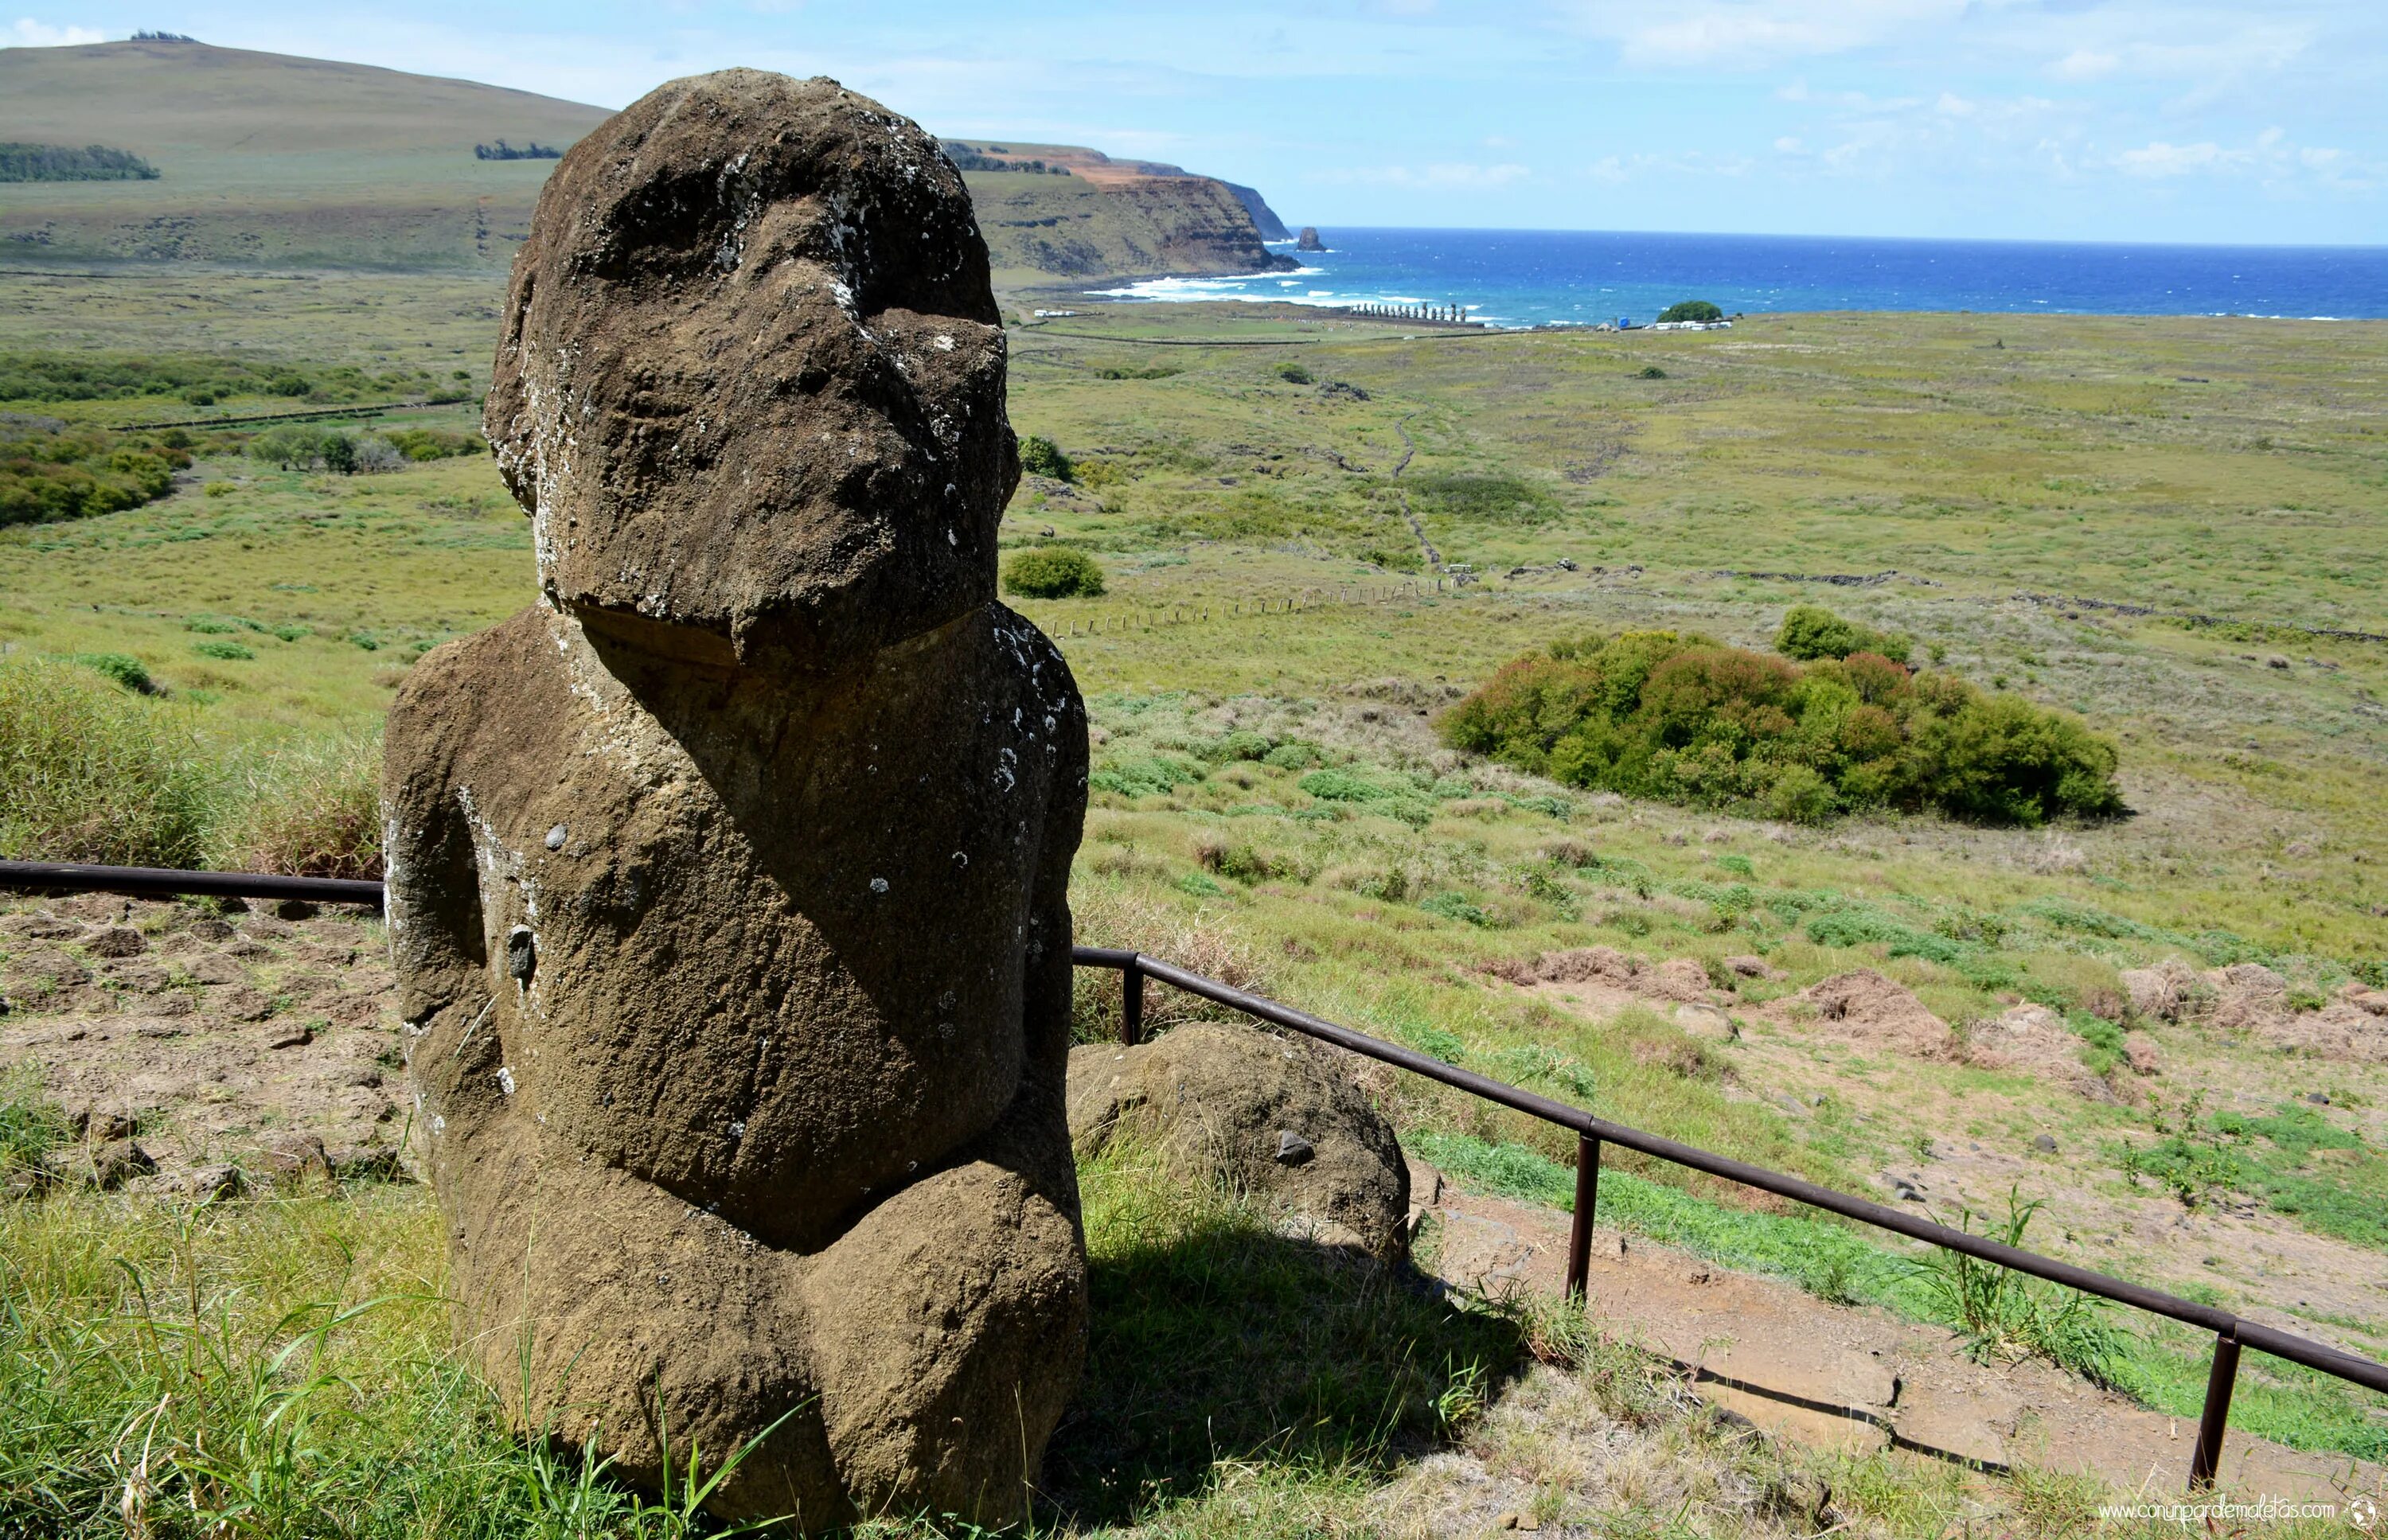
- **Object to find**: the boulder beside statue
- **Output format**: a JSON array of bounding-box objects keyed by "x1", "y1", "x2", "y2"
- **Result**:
[
  {"x1": 1066, "y1": 1023, "x2": 1411, "y2": 1258},
  {"x1": 383, "y1": 69, "x2": 1087, "y2": 1529}
]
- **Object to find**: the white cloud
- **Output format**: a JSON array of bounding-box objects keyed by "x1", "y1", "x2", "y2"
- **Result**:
[
  {"x1": 1560, "y1": 0, "x2": 1971, "y2": 69},
  {"x1": 2108, "y1": 126, "x2": 2372, "y2": 189},
  {"x1": 2050, "y1": 48, "x2": 2118, "y2": 80},
  {"x1": 1574, "y1": 149, "x2": 1757, "y2": 182},
  {"x1": 1317, "y1": 161, "x2": 1532, "y2": 189},
  {"x1": 10, "y1": 17, "x2": 107, "y2": 45},
  {"x1": 2115, "y1": 139, "x2": 2228, "y2": 177},
  {"x1": 1773, "y1": 135, "x2": 1805, "y2": 153}
]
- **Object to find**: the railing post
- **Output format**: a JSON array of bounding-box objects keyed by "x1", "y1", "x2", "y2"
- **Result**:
[
  {"x1": 2189, "y1": 1328, "x2": 2240, "y2": 1490},
  {"x1": 1120, "y1": 959, "x2": 1144, "y2": 1047},
  {"x1": 1565, "y1": 1133, "x2": 1600, "y2": 1300}
]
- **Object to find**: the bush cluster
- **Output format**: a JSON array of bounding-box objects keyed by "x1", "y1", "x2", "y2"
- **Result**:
[
  {"x1": 0, "y1": 350, "x2": 443, "y2": 407},
  {"x1": 1019, "y1": 434, "x2": 1074, "y2": 481},
  {"x1": 1775, "y1": 602, "x2": 1912, "y2": 664},
  {"x1": 1439, "y1": 620, "x2": 2124, "y2": 825},
  {"x1": 247, "y1": 425, "x2": 482, "y2": 474},
  {"x1": 0, "y1": 142, "x2": 158, "y2": 181},
  {"x1": 1001, "y1": 546, "x2": 1105, "y2": 598},
  {"x1": 1, "y1": 419, "x2": 185, "y2": 526}
]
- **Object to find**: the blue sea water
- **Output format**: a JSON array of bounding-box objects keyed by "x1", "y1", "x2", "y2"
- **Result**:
[{"x1": 1089, "y1": 228, "x2": 2388, "y2": 329}]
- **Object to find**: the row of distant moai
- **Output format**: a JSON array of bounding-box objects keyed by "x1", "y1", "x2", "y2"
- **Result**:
[
  {"x1": 384, "y1": 71, "x2": 1091, "y2": 1530},
  {"x1": 1349, "y1": 300, "x2": 1475, "y2": 325}
]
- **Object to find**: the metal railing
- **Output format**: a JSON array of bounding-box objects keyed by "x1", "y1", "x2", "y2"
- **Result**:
[{"x1": 9, "y1": 860, "x2": 2386, "y2": 1491}]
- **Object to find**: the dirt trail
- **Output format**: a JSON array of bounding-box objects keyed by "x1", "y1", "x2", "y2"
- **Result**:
[
  {"x1": 1390, "y1": 414, "x2": 1442, "y2": 570},
  {"x1": 1412, "y1": 1163, "x2": 2385, "y2": 1506}
]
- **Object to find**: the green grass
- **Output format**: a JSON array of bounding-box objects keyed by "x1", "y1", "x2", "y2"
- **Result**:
[
  {"x1": 2114, "y1": 1101, "x2": 2388, "y2": 1252},
  {"x1": 6, "y1": 281, "x2": 2388, "y2": 1522},
  {"x1": 0, "y1": 1109, "x2": 1534, "y2": 1537}
]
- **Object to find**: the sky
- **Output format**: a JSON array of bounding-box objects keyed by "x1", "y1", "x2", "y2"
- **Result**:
[{"x1": 10, "y1": 1, "x2": 2386, "y2": 244}]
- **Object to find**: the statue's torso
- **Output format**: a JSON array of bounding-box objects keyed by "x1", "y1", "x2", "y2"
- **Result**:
[{"x1": 393, "y1": 602, "x2": 1084, "y2": 1250}]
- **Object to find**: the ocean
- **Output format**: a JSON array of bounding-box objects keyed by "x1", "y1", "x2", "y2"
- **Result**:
[{"x1": 1089, "y1": 228, "x2": 2388, "y2": 329}]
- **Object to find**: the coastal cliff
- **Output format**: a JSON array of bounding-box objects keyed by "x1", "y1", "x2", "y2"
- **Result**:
[{"x1": 946, "y1": 139, "x2": 1296, "y2": 281}]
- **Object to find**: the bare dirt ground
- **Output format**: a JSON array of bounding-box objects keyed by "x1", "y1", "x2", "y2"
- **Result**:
[
  {"x1": 0, "y1": 891, "x2": 404, "y2": 1187},
  {"x1": 1409, "y1": 1165, "x2": 2386, "y2": 1514},
  {"x1": 1493, "y1": 952, "x2": 2388, "y2": 1367}
]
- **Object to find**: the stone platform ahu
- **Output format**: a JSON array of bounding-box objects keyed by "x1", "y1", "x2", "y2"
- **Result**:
[{"x1": 380, "y1": 71, "x2": 1089, "y2": 1527}]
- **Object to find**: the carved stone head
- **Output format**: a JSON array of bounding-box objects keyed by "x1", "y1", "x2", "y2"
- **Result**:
[{"x1": 487, "y1": 70, "x2": 1017, "y2": 673}]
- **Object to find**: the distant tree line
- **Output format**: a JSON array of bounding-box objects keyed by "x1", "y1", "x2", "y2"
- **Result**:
[
  {"x1": 1, "y1": 348, "x2": 470, "y2": 408},
  {"x1": 1, "y1": 420, "x2": 184, "y2": 527},
  {"x1": 474, "y1": 140, "x2": 564, "y2": 161},
  {"x1": 131, "y1": 30, "x2": 198, "y2": 41},
  {"x1": 942, "y1": 143, "x2": 1071, "y2": 175},
  {"x1": 0, "y1": 143, "x2": 160, "y2": 183}
]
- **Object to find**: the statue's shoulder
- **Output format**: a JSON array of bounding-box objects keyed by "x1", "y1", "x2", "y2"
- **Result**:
[
  {"x1": 981, "y1": 602, "x2": 1086, "y2": 727},
  {"x1": 386, "y1": 608, "x2": 573, "y2": 778}
]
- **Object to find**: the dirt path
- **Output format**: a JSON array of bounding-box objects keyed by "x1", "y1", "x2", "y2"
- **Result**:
[
  {"x1": 1413, "y1": 1162, "x2": 2385, "y2": 1506},
  {"x1": 1390, "y1": 414, "x2": 1442, "y2": 570}
]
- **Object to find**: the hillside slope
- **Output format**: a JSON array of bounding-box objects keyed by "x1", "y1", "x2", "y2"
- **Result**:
[
  {"x1": 946, "y1": 139, "x2": 1295, "y2": 281},
  {"x1": 0, "y1": 38, "x2": 609, "y2": 268},
  {"x1": 0, "y1": 43, "x2": 1296, "y2": 282}
]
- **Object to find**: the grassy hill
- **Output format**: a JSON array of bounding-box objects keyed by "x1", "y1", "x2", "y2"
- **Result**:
[
  {"x1": 0, "y1": 39, "x2": 609, "y2": 269},
  {"x1": 2, "y1": 271, "x2": 2387, "y2": 1530},
  {"x1": 0, "y1": 42, "x2": 1294, "y2": 281}
]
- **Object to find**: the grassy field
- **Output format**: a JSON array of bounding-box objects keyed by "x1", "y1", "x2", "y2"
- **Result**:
[{"x1": 3, "y1": 270, "x2": 2386, "y2": 1531}]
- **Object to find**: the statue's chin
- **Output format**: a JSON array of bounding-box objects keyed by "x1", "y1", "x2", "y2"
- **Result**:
[{"x1": 565, "y1": 602, "x2": 744, "y2": 673}]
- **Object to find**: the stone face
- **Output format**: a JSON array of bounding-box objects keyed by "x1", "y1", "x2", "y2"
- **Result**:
[
  {"x1": 486, "y1": 68, "x2": 1015, "y2": 678},
  {"x1": 386, "y1": 70, "x2": 1087, "y2": 1531},
  {"x1": 1066, "y1": 1023, "x2": 1410, "y2": 1257}
]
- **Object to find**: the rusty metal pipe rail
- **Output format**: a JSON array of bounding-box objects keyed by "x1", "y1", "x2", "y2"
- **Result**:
[
  {"x1": 7, "y1": 864, "x2": 2384, "y2": 1488},
  {"x1": 0, "y1": 860, "x2": 383, "y2": 908},
  {"x1": 1078, "y1": 948, "x2": 2388, "y2": 1492}
]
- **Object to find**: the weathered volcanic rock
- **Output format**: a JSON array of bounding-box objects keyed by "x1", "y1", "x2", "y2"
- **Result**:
[
  {"x1": 1065, "y1": 1023, "x2": 1410, "y2": 1257},
  {"x1": 385, "y1": 69, "x2": 1088, "y2": 1530}
]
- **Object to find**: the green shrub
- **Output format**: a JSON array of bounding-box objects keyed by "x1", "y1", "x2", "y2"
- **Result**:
[
  {"x1": 1089, "y1": 754, "x2": 1204, "y2": 798},
  {"x1": 1261, "y1": 740, "x2": 1320, "y2": 770},
  {"x1": 1657, "y1": 300, "x2": 1723, "y2": 323},
  {"x1": 1636, "y1": 365, "x2": 1667, "y2": 380},
  {"x1": 0, "y1": 657, "x2": 212, "y2": 866},
  {"x1": 1442, "y1": 629, "x2": 2122, "y2": 826},
  {"x1": 1019, "y1": 435, "x2": 1074, "y2": 481},
  {"x1": 1214, "y1": 729, "x2": 1271, "y2": 761},
  {"x1": 0, "y1": 419, "x2": 181, "y2": 527},
  {"x1": 1775, "y1": 604, "x2": 1912, "y2": 665},
  {"x1": 70, "y1": 653, "x2": 154, "y2": 694},
  {"x1": 248, "y1": 423, "x2": 325, "y2": 470},
  {"x1": 1274, "y1": 361, "x2": 1314, "y2": 384},
  {"x1": 193, "y1": 640, "x2": 255, "y2": 661},
  {"x1": 1419, "y1": 891, "x2": 1495, "y2": 927},
  {"x1": 1001, "y1": 547, "x2": 1105, "y2": 599},
  {"x1": 0, "y1": 142, "x2": 159, "y2": 182},
  {"x1": 380, "y1": 427, "x2": 486, "y2": 462},
  {"x1": 1297, "y1": 769, "x2": 1438, "y2": 828}
]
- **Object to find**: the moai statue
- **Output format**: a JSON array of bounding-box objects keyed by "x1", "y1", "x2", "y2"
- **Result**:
[{"x1": 381, "y1": 70, "x2": 1088, "y2": 1528}]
